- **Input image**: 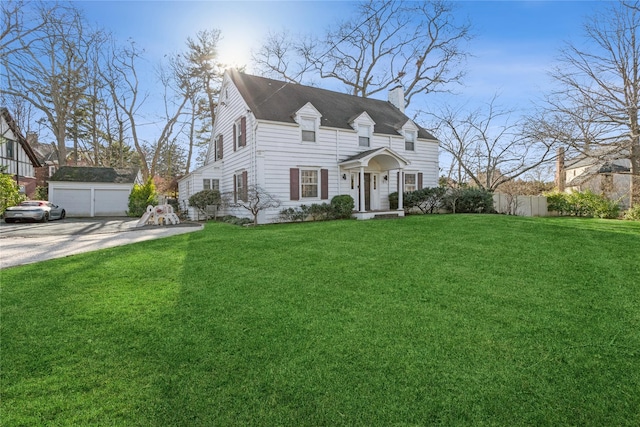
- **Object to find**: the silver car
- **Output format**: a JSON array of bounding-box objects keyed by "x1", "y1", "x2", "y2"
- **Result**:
[{"x1": 4, "y1": 200, "x2": 66, "y2": 223}]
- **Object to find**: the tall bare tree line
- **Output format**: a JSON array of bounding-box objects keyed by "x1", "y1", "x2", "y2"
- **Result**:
[
  {"x1": 1, "y1": 0, "x2": 223, "y2": 183},
  {"x1": 2, "y1": 0, "x2": 637, "y2": 206}
]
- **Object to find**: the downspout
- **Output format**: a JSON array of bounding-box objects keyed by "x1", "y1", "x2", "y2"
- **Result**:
[{"x1": 336, "y1": 129, "x2": 341, "y2": 194}]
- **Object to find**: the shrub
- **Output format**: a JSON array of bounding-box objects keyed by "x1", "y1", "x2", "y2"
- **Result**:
[
  {"x1": 279, "y1": 206, "x2": 308, "y2": 222},
  {"x1": 546, "y1": 190, "x2": 620, "y2": 219},
  {"x1": 220, "y1": 215, "x2": 252, "y2": 226},
  {"x1": 34, "y1": 186, "x2": 48, "y2": 200},
  {"x1": 330, "y1": 195, "x2": 354, "y2": 219},
  {"x1": 189, "y1": 189, "x2": 222, "y2": 219},
  {"x1": 127, "y1": 178, "x2": 158, "y2": 217},
  {"x1": 279, "y1": 198, "x2": 354, "y2": 223},
  {"x1": 624, "y1": 205, "x2": 640, "y2": 221},
  {"x1": 545, "y1": 191, "x2": 571, "y2": 215},
  {"x1": 307, "y1": 203, "x2": 332, "y2": 221},
  {"x1": 442, "y1": 187, "x2": 495, "y2": 214},
  {"x1": 407, "y1": 187, "x2": 446, "y2": 214},
  {"x1": 389, "y1": 192, "x2": 399, "y2": 210},
  {"x1": 0, "y1": 173, "x2": 25, "y2": 216}
]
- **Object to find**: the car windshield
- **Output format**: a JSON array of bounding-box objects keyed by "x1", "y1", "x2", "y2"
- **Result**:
[{"x1": 21, "y1": 201, "x2": 45, "y2": 207}]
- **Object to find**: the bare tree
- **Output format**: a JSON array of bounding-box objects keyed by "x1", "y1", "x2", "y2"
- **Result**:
[
  {"x1": 542, "y1": 1, "x2": 640, "y2": 206},
  {"x1": 229, "y1": 185, "x2": 281, "y2": 226},
  {"x1": 1, "y1": 2, "x2": 100, "y2": 166},
  {"x1": 252, "y1": 0, "x2": 470, "y2": 107},
  {"x1": 429, "y1": 96, "x2": 557, "y2": 191}
]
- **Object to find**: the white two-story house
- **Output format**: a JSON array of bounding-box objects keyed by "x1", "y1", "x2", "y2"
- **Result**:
[{"x1": 178, "y1": 69, "x2": 439, "y2": 224}]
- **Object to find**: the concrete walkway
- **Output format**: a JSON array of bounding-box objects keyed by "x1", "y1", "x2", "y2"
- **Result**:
[{"x1": 0, "y1": 218, "x2": 203, "y2": 269}]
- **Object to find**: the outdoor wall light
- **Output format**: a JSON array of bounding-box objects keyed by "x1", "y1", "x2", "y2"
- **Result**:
[
  {"x1": 342, "y1": 174, "x2": 347, "y2": 180},
  {"x1": 383, "y1": 175, "x2": 388, "y2": 181}
]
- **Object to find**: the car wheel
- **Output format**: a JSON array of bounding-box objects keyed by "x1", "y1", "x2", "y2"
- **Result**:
[
  {"x1": 60, "y1": 210, "x2": 66, "y2": 220},
  {"x1": 40, "y1": 212, "x2": 49, "y2": 223},
  {"x1": 4, "y1": 218, "x2": 14, "y2": 223}
]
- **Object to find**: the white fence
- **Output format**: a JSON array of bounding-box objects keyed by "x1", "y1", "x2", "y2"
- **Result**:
[{"x1": 493, "y1": 193, "x2": 549, "y2": 217}]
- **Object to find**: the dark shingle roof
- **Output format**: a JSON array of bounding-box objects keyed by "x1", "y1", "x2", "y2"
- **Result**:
[
  {"x1": 228, "y1": 70, "x2": 436, "y2": 140},
  {"x1": 50, "y1": 166, "x2": 139, "y2": 183}
]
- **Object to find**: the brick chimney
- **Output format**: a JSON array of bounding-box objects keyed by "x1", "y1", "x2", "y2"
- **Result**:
[
  {"x1": 388, "y1": 86, "x2": 405, "y2": 114},
  {"x1": 26, "y1": 132, "x2": 38, "y2": 145},
  {"x1": 555, "y1": 147, "x2": 565, "y2": 192}
]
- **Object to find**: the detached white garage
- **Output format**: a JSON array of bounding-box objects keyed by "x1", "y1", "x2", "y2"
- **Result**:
[{"x1": 48, "y1": 166, "x2": 140, "y2": 217}]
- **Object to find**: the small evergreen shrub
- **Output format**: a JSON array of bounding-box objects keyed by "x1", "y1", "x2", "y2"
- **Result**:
[
  {"x1": 189, "y1": 189, "x2": 222, "y2": 219},
  {"x1": 545, "y1": 190, "x2": 620, "y2": 219},
  {"x1": 389, "y1": 192, "x2": 399, "y2": 210},
  {"x1": 308, "y1": 203, "x2": 333, "y2": 221},
  {"x1": 545, "y1": 191, "x2": 571, "y2": 215},
  {"x1": 405, "y1": 187, "x2": 446, "y2": 214},
  {"x1": 330, "y1": 195, "x2": 355, "y2": 219},
  {"x1": 127, "y1": 178, "x2": 158, "y2": 217},
  {"x1": 624, "y1": 205, "x2": 640, "y2": 221},
  {"x1": 34, "y1": 186, "x2": 48, "y2": 200},
  {"x1": 442, "y1": 187, "x2": 495, "y2": 214},
  {"x1": 279, "y1": 206, "x2": 308, "y2": 222},
  {"x1": 0, "y1": 173, "x2": 25, "y2": 216},
  {"x1": 220, "y1": 215, "x2": 253, "y2": 226},
  {"x1": 279, "y1": 198, "x2": 354, "y2": 223}
]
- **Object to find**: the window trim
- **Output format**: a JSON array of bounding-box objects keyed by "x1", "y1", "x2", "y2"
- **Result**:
[
  {"x1": 6, "y1": 139, "x2": 15, "y2": 159},
  {"x1": 405, "y1": 130, "x2": 416, "y2": 151},
  {"x1": 358, "y1": 125, "x2": 371, "y2": 147},
  {"x1": 300, "y1": 168, "x2": 319, "y2": 199},
  {"x1": 404, "y1": 172, "x2": 417, "y2": 192},
  {"x1": 300, "y1": 117, "x2": 316, "y2": 143},
  {"x1": 234, "y1": 171, "x2": 247, "y2": 202},
  {"x1": 214, "y1": 134, "x2": 223, "y2": 161}
]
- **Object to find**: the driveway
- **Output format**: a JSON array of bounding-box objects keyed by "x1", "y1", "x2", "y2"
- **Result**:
[{"x1": 0, "y1": 217, "x2": 203, "y2": 269}]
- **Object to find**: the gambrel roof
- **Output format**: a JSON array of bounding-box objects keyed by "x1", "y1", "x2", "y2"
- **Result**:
[{"x1": 228, "y1": 70, "x2": 436, "y2": 140}]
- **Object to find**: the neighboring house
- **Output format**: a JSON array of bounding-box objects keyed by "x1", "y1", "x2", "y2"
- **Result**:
[
  {"x1": 557, "y1": 148, "x2": 632, "y2": 208},
  {"x1": 178, "y1": 69, "x2": 439, "y2": 223},
  {"x1": 0, "y1": 107, "x2": 42, "y2": 197},
  {"x1": 49, "y1": 166, "x2": 141, "y2": 217},
  {"x1": 29, "y1": 134, "x2": 94, "y2": 188}
]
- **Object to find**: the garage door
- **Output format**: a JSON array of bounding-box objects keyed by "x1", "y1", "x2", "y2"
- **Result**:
[
  {"x1": 95, "y1": 189, "x2": 130, "y2": 216},
  {"x1": 53, "y1": 188, "x2": 92, "y2": 217}
]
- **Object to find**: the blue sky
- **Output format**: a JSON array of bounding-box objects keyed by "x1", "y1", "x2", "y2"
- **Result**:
[{"x1": 76, "y1": 0, "x2": 609, "y2": 118}]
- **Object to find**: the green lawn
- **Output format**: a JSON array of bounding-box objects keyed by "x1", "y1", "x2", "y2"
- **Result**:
[{"x1": 2, "y1": 215, "x2": 639, "y2": 426}]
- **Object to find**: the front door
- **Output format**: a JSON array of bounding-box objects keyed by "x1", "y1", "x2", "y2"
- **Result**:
[{"x1": 356, "y1": 173, "x2": 371, "y2": 211}]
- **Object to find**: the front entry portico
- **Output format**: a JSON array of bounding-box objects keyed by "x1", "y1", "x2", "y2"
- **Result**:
[{"x1": 339, "y1": 147, "x2": 410, "y2": 220}]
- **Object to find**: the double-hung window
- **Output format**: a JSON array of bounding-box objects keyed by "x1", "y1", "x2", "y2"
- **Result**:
[
  {"x1": 6, "y1": 140, "x2": 14, "y2": 159},
  {"x1": 203, "y1": 179, "x2": 219, "y2": 191},
  {"x1": 404, "y1": 173, "x2": 417, "y2": 192},
  {"x1": 358, "y1": 125, "x2": 370, "y2": 147},
  {"x1": 233, "y1": 117, "x2": 246, "y2": 150},
  {"x1": 215, "y1": 134, "x2": 223, "y2": 161},
  {"x1": 301, "y1": 169, "x2": 318, "y2": 198},
  {"x1": 301, "y1": 117, "x2": 316, "y2": 142},
  {"x1": 235, "y1": 172, "x2": 247, "y2": 202},
  {"x1": 405, "y1": 130, "x2": 416, "y2": 151}
]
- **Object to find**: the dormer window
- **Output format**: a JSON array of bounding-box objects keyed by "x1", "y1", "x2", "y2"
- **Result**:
[
  {"x1": 300, "y1": 117, "x2": 316, "y2": 142},
  {"x1": 358, "y1": 125, "x2": 371, "y2": 147},
  {"x1": 405, "y1": 130, "x2": 416, "y2": 151}
]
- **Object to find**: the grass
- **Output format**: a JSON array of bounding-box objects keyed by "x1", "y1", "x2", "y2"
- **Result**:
[{"x1": 1, "y1": 215, "x2": 639, "y2": 426}]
